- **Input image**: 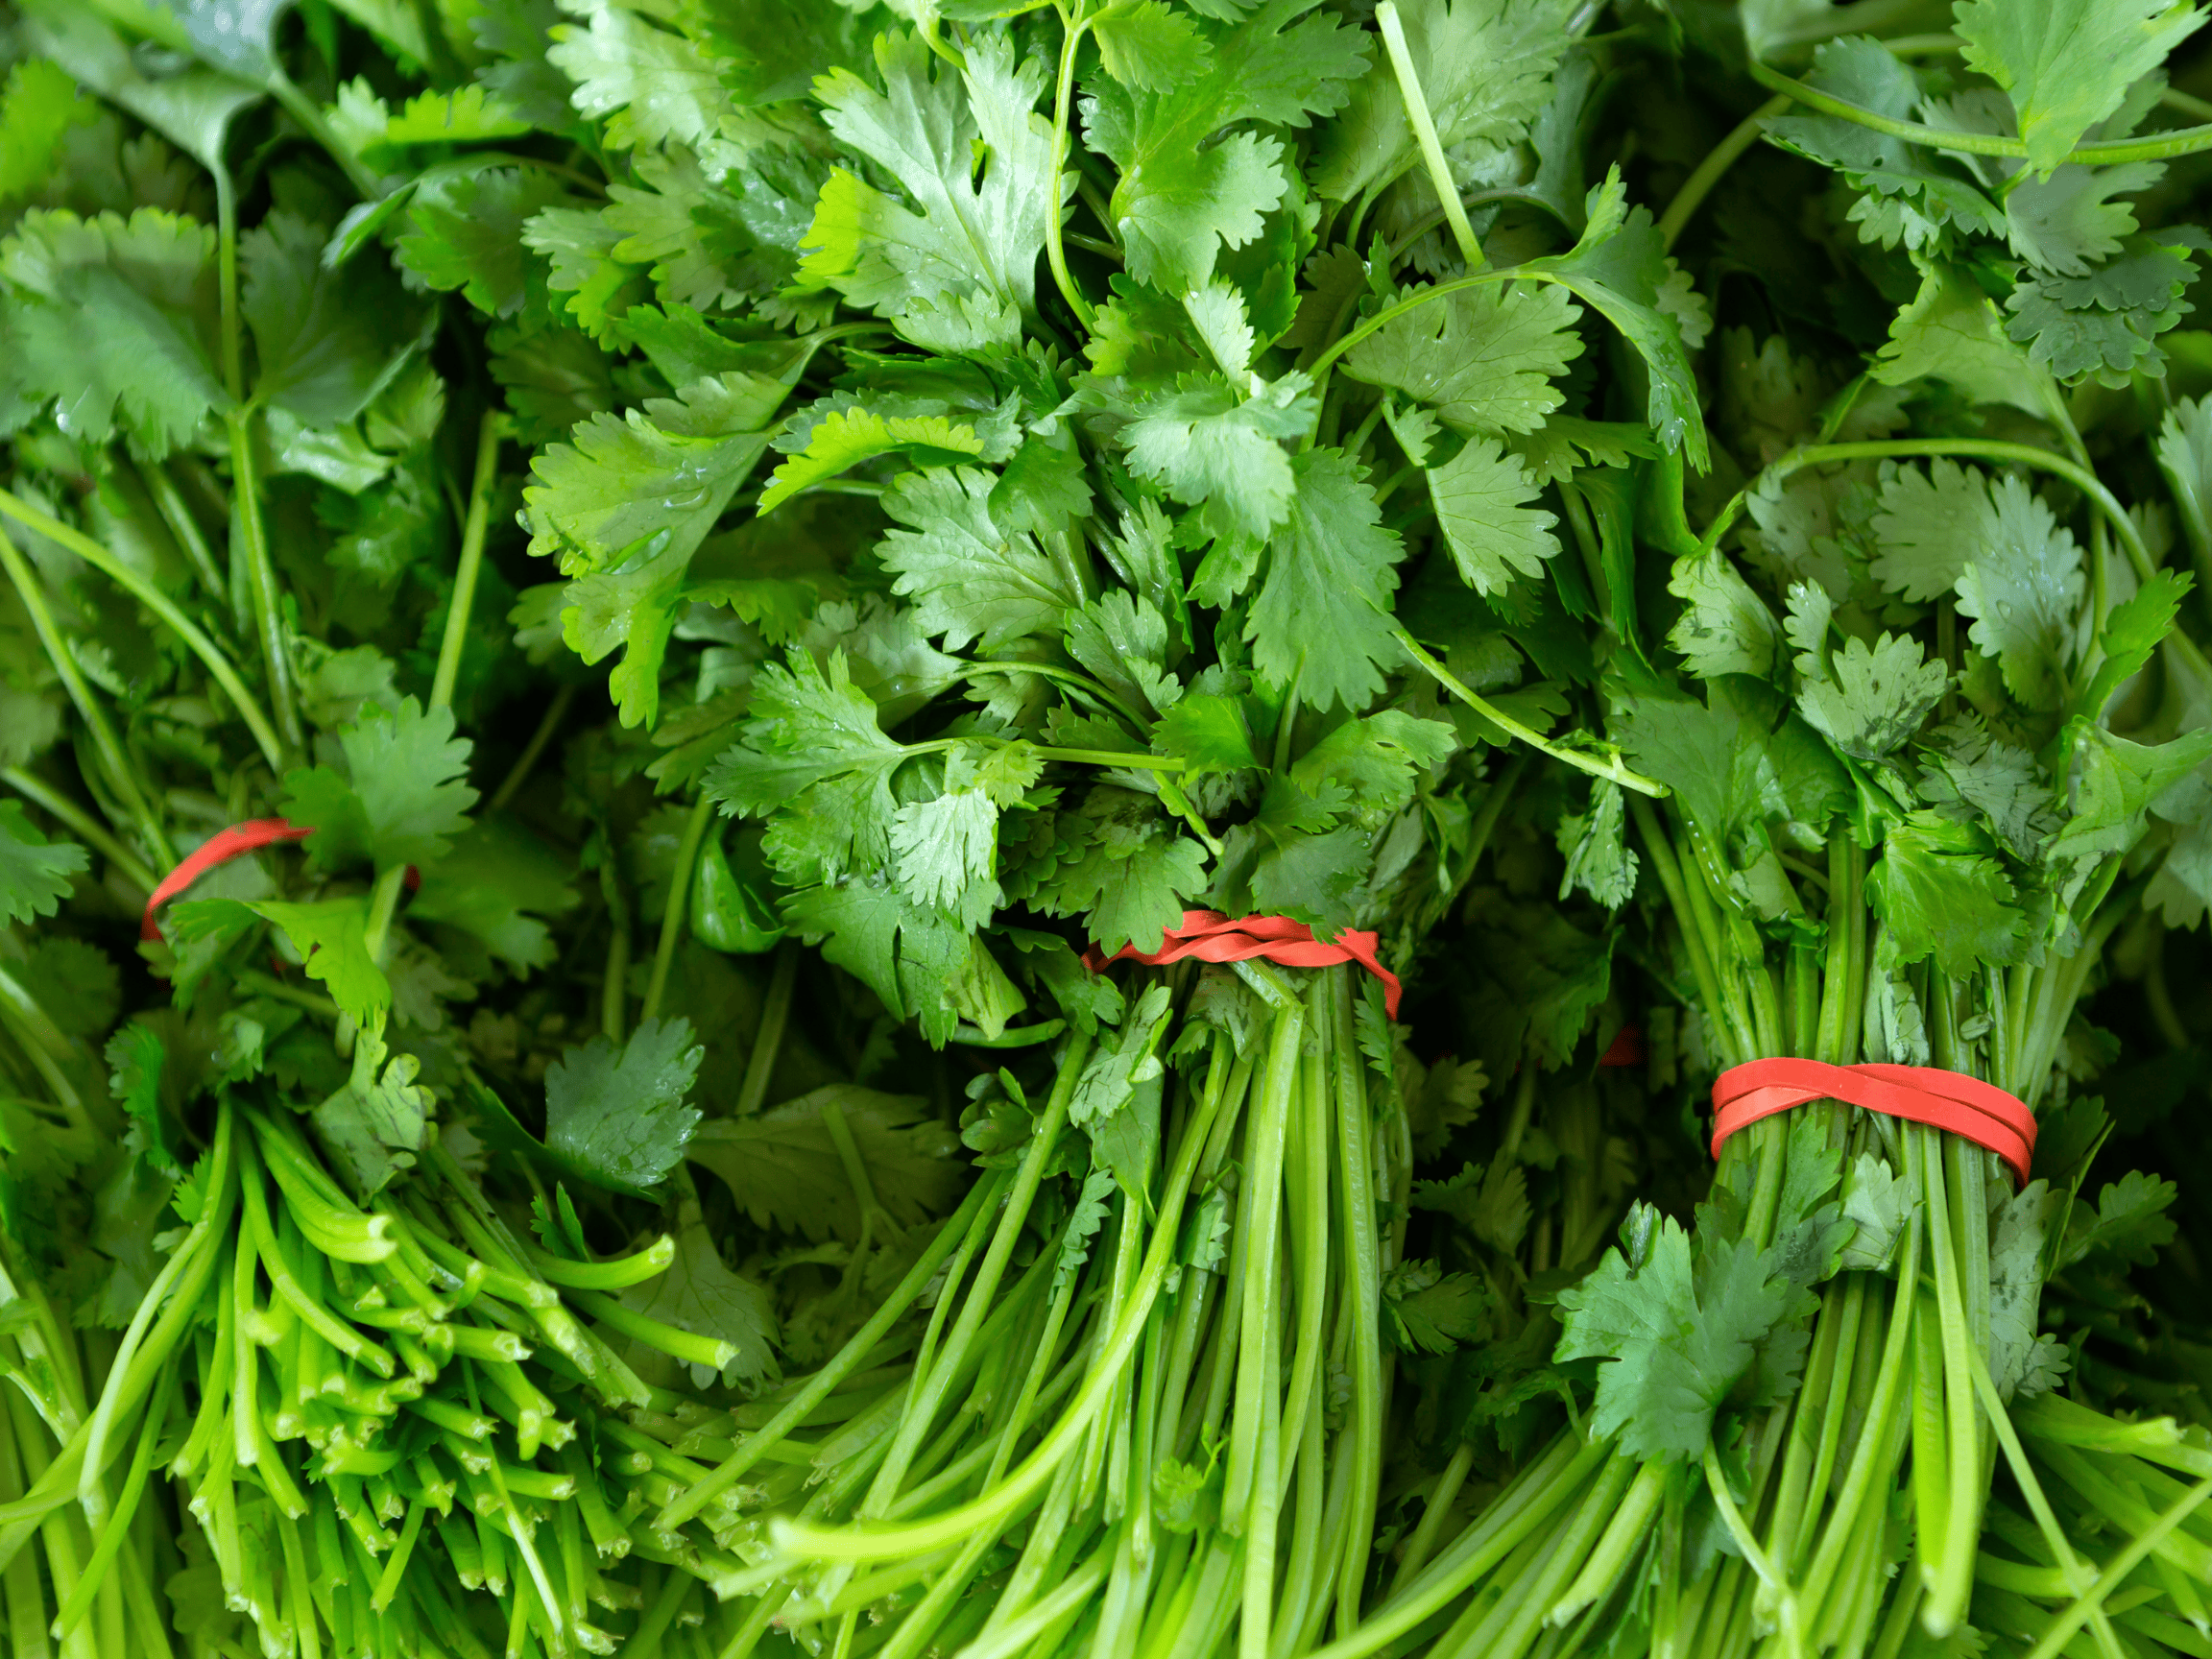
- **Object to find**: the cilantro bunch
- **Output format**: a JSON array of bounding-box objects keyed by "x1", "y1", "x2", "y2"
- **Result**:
[
  {"x1": 1306, "y1": 7, "x2": 2212, "y2": 1659},
  {"x1": 0, "y1": 1, "x2": 1007, "y2": 1652},
  {"x1": 413, "y1": 0, "x2": 1725, "y2": 1653}
]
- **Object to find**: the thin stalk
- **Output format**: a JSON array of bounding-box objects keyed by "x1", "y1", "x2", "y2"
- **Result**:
[
  {"x1": 489, "y1": 683, "x2": 576, "y2": 812},
  {"x1": 1746, "y1": 58, "x2": 2212, "y2": 169},
  {"x1": 2021, "y1": 1476, "x2": 2212, "y2": 1659},
  {"x1": 735, "y1": 943, "x2": 799, "y2": 1117},
  {"x1": 0, "y1": 489, "x2": 283, "y2": 771},
  {"x1": 136, "y1": 459, "x2": 224, "y2": 599},
  {"x1": 1046, "y1": 4, "x2": 1097, "y2": 326},
  {"x1": 1375, "y1": 3, "x2": 1482, "y2": 269},
  {"x1": 1394, "y1": 627, "x2": 1667, "y2": 795},
  {"x1": 0, "y1": 770, "x2": 156, "y2": 894},
  {"x1": 429, "y1": 412, "x2": 503, "y2": 712},
  {"x1": 1658, "y1": 96, "x2": 1791, "y2": 251},
  {"x1": 0, "y1": 533, "x2": 173, "y2": 867},
  {"x1": 641, "y1": 793, "x2": 715, "y2": 1026},
  {"x1": 1330, "y1": 972, "x2": 1384, "y2": 1633}
]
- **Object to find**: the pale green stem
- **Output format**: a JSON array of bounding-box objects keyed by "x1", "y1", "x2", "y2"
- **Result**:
[
  {"x1": 1748, "y1": 59, "x2": 2212, "y2": 169},
  {"x1": 1375, "y1": 3, "x2": 1482, "y2": 269},
  {"x1": 0, "y1": 489, "x2": 283, "y2": 772},
  {"x1": 1394, "y1": 626, "x2": 1667, "y2": 796},
  {"x1": 641, "y1": 794, "x2": 715, "y2": 1027},
  {"x1": 0, "y1": 533, "x2": 172, "y2": 867},
  {"x1": 1658, "y1": 96, "x2": 1791, "y2": 251},
  {"x1": 429, "y1": 412, "x2": 503, "y2": 713}
]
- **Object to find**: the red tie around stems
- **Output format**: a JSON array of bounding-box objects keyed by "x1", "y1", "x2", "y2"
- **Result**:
[
  {"x1": 139, "y1": 818, "x2": 421, "y2": 942},
  {"x1": 1711, "y1": 1057, "x2": 2036, "y2": 1188},
  {"x1": 1083, "y1": 910, "x2": 1403, "y2": 1020},
  {"x1": 141, "y1": 818, "x2": 314, "y2": 940}
]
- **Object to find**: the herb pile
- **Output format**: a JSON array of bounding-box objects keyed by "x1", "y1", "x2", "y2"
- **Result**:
[{"x1": 9, "y1": 0, "x2": 2212, "y2": 1656}]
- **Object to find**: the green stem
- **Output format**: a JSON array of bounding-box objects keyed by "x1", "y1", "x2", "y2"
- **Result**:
[
  {"x1": 1046, "y1": 5, "x2": 1097, "y2": 327},
  {"x1": 1747, "y1": 58, "x2": 2212, "y2": 169},
  {"x1": 1393, "y1": 627, "x2": 1667, "y2": 796},
  {"x1": 489, "y1": 683, "x2": 575, "y2": 813},
  {"x1": 266, "y1": 73, "x2": 381, "y2": 197},
  {"x1": 641, "y1": 793, "x2": 715, "y2": 1027},
  {"x1": 735, "y1": 942, "x2": 799, "y2": 1118},
  {"x1": 137, "y1": 460, "x2": 225, "y2": 599},
  {"x1": 1375, "y1": 3, "x2": 1482, "y2": 270},
  {"x1": 0, "y1": 770, "x2": 157, "y2": 894},
  {"x1": 224, "y1": 412, "x2": 301, "y2": 757},
  {"x1": 0, "y1": 489, "x2": 283, "y2": 772},
  {"x1": 429, "y1": 412, "x2": 502, "y2": 713},
  {"x1": 0, "y1": 532, "x2": 172, "y2": 867},
  {"x1": 362, "y1": 864, "x2": 408, "y2": 965},
  {"x1": 2022, "y1": 1475, "x2": 2212, "y2": 1659},
  {"x1": 1658, "y1": 96, "x2": 1791, "y2": 252}
]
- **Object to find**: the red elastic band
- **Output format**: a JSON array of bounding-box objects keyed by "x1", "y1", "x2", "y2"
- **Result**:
[
  {"x1": 1083, "y1": 910, "x2": 1403, "y2": 1019},
  {"x1": 1712, "y1": 1057, "x2": 2036, "y2": 1187},
  {"x1": 139, "y1": 819, "x2": 421, "y2": 942},
  {"x1": 141, "y1": 818, "x2": 314, "y2": 940}
]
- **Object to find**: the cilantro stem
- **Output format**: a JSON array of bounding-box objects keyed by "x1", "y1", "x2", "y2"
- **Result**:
[
  {"x1": 1392, "y1": 626, "x2": 1667, "y2": 796},
  {"x1": 430, "y1": 412, "x2": 504, "y2": 714},
  {"x1": 0, "y1": 769, "x2": 156, "y2": 894},
  {"x1": 599, "y1": 854, "x2": 633, "y2": 1043},
  {"x1": 1046, "y1": 5, "x2": 1097, "y2": 329},
  {"x1": 137, "y1": 459, "x2": 226, "y2": 599},
  {"x1": 1657, "y1": 96, "x2": 1791, "y2": 252},
  {"x1": 0, "y1": 488, "x2": 285, "y2": 773},
  {"x1": 0, "y1": 530, "x2": 173, "y2": 868},
  {"x1": 734, "y1": 943, "x2": 798, "y2": 1118},
  {"x1": 1029, "y1": 745, "x2": 1183, "y2": 770},
  {"x1": 772, "y1": 1052, "x2": 1224, "y2": 1563},
  {"x1": 490, "y1": 684, "x2": 576, "y2": 813},
  {"x1": 1375, "y1": 4, "x2": 1484, "y2": 270},
  {"x1": 2023, "y1": 1474, "x2": 2212, "y2": 1659},
  {"x1": 641, "y1": 794, "x2": 716, "y2": 1027},
  {"x1": 949, "y1": 1021, "x2": 1066, "y2": 1046},
  {"x1": 663, "y1": 1174, "x2": 1008, "y2": 1528},
  {"x1": 224, "y1": 412, "x2": 302, "y2": 758},
  {"x1": 1746, "y1": 59, "x2": 2212, "y2": 168}
]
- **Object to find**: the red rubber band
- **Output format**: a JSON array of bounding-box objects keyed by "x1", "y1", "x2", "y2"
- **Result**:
[
  {"x1": 1083, "y1": 910, "x2": 1403, "y2": 1019},
  {"x1": 139, "y1": 819, "x2": 421, "y2": 942},
  {"x1": 1712, "y1": 1058, "x2": 2036, "y2": 1187},
  {"x1": 1599, "y1": 1025, "x2": 1646, "y2": 1068},
  {"x1": 141, "y1": 818, "x2": 313, "y2": 940}
]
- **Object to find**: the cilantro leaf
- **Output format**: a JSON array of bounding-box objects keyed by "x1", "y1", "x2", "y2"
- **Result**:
[
  {"x1": 1555, "y1": 1205, "x2": 1815, "y2": 1463},
  {"x1": 0, "y1": 800, "x2": 85, "y2": 926},
  {"x1": 1083, "y1": 0, "x2": 1369, "y2": 294},
  {"x1": 757, "y1": 408, "x2": 984, "y2": 515},
  {"x1": 1311, "y1": 0, "x2": 1577, "y2": 205},
  {"x1": 802, "y1": 32, "x2": 1059, "y2": 351},
  {"x1": 878, "y1": 467, "x2": 1081, "y2": 653},
  {"x1": 1425, "y1": 436, "x2": 1560, "y2": 598},
  {"x1": 2061, "y1": 1168, "x2": 2178, "y2": 1268},
  {"x1": 688, "y1": 1086, "x2": 965, "y2": 1243},
  {"x1": 1021, "y1": 786, "x2": 1210, "y2": 954},
  {"x1": 1557, "y1": 780, "x2": 1638, "y2": 909},
  {"x1": 617, "y1": 1196, "x2": 780, "y2": 1389},
  {"x1": 280, "y1": 697, "x2": 478, "y2": 875},
  {"x1": 546, "y1": 5, "x2": 729, "y2": 151},
  {"x1": 2, "y1": 206, "x2": 228, "y2": 456},
  {"x1": 1382, "y1": 1260, "x2": 1491, "y2": 1355},
  {"x1": 1865, "y1": 814, "x2": 2029, "y2": 976},
  {"x1": 1871, "y1": 459, "x2": 1990, "y2": 602},
  {"x1": 1797, "y1": 634, "x2": 1949, "y2": 763},
  {"x1": 1344, "y1": 281, "x2": 1583, "y2": 437},
  {"x1": 708, "y1": 649, "x2": 905, "y2": 886},
  {"x1": 1122, "y1": 372, "x2": 1317, "y2": 551},
  {"x1": 397, "y1": 167, "x2": 570, "y2": 318},
  {"x1": 1955, "y1": 0, "x2": 2203, "y2": 175},
  {"x1": 1247, "y1": 448, "x2": 1407, "y2": 714},
  {"x1": 1667, "y1": 553, "x2": 1782, "y2": 680},
  {"x1": 240, "y1": 209, "x2": 427, "y2": 426},
  {"x1": 1954, "y1": 476, "x2": 2084, "y2": 711},
  {"x1": 542, "y1": 1018, "x2": 703, "y2": 1197},
  {"x1": 1871, "y1": 261, "x2": 2049, "y2": 415}
]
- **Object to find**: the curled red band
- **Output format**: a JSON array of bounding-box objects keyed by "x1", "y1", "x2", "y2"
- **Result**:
[
  {"x1": 1712, "y1": 1057, "x2": 2036, "y2": 1187},
  {"x1": 1083, "y1": 910, "x2": 1403, "y2": 1019},
  {"x1": 141, "y1": 818, "x2": 313, "y2": 940},
  {"x1": 139, "y1": 819, "x2": 421, "y2": 942}
]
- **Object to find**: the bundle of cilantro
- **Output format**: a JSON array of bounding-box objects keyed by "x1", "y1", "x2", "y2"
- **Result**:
[
  {"x1": 406, "y1": 0, "x2": 1727, "y2": 1655},
  {"x1": 1294, "y1": 7, "x2": 2212, "y2": 1659},
  {"x1": 0, "y1": 3, "x2": 1004, "y2": 1653}
]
